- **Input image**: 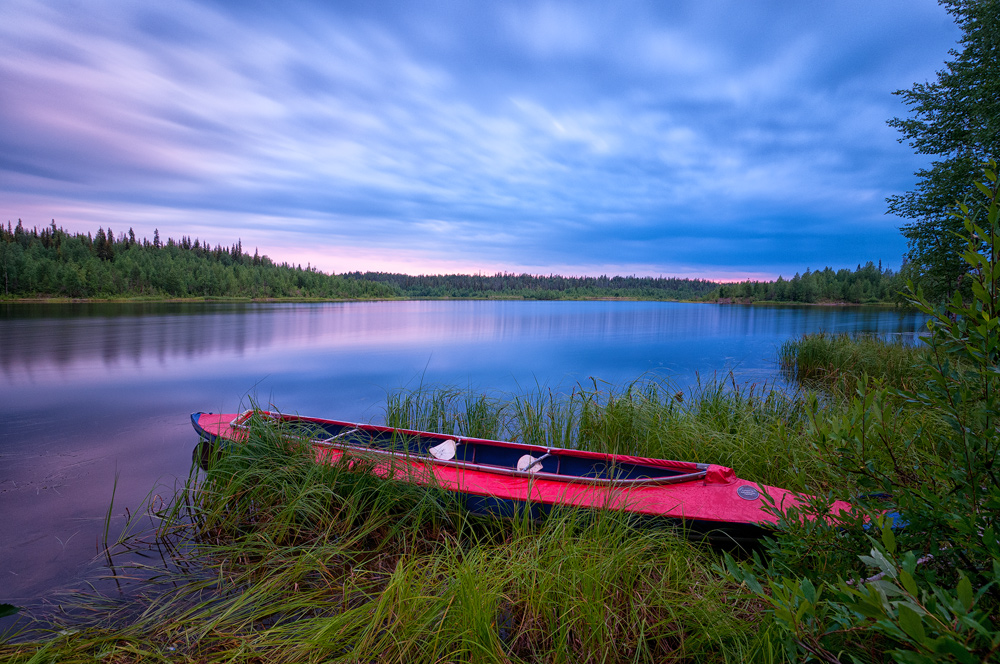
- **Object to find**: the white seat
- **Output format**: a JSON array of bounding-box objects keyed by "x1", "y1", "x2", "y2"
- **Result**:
[{"x1": 428, "y1": 439, "x2": 458, "y2": 461}]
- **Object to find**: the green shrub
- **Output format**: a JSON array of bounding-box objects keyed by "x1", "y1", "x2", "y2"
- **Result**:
[{"x1": 722, "y1": 162, "x2": 1000, "y2": 663}]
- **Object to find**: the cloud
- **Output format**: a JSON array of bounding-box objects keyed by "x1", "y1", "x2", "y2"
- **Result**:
[{"x1": 0, "y1": 0, "x2": 960, "y2": 280}]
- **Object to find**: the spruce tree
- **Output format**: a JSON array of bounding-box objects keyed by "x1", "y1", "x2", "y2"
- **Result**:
[{"x1": 888, "y1": 0, "x2": 1000, "y2": 301}]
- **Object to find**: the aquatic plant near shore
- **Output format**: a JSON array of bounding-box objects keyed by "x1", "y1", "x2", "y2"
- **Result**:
[
  {"x1": 778, "y1": 332, "x2": 929, "y2": 392},
  {"x1": 1, "y1": 404, "x2": 780, "y2": 662},
  {"x1": 386, "y1": 375, "x2": 832, "y2": 492}
]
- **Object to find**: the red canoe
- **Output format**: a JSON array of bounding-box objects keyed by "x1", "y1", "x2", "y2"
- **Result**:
[{"x1": 191, "y1": 410, "x2": 852, "y2": 545}]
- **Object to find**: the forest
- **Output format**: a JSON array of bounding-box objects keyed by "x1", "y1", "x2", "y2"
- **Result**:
[
  {"x1": 0, "y1": 220, "x2": 398, "y2": 300},
  {"x1": 343, "y1": 270, "x2": 720, "y2": 300},
  {"x1": 709, "y1": 261, "x2": 905, "y2": 304},
  {"x1": 2, "y1": 219, "x2": 907, "y2": 304}
]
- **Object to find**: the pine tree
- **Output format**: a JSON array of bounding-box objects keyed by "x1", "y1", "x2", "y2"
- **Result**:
[{"x1": 888, "y1": 0, "x2": 1000, "y2": 301}]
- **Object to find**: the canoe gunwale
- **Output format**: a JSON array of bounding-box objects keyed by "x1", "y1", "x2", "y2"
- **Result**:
[
  {"x1": 228, "y1": 410, "x2": 712, "y2": 487},
  {"x1": 311, "y1": 439, "x2": 711, "y2": 487}
]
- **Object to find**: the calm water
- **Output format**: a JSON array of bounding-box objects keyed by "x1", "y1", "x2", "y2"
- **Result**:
[{"x1": 0, "y1": 300, "x2": 925, "y2": 609}]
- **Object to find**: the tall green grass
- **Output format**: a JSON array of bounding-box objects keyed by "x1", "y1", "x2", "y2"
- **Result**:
[
  {"x1": 778, "y1": 332, "x2": 928, "y2": 391},
  {"x1": 0, "y1": 331, "x2": 975, "y2": 663},
  {"x1": 386, "y1": 376, "x2": 831, "y2": 492},
  {"x1": 1, "y1": 407, "x2": 782, "y2": 663}
]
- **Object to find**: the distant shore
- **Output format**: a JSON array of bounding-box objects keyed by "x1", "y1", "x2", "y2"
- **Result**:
[
  {"x1": 3, "y1": 294, "x2": 902, "y2": 306},
  {"x1": 715, "y1": 297, "x2": 901, "y2": 307}
]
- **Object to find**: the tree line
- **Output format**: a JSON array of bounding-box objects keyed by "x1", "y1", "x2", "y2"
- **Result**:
[
  {"x1": 342, "y1": 271, "x2": 719, "y2": 300},
  {"x1": 710, "y1": 261, "x2": 905, "y2": 304},
  {"x1": 0, "y1": 220, "x2": 398, "y2": 299},
  {"x1": 2, "y1": 219, "x2": 911, "y2": 304}
]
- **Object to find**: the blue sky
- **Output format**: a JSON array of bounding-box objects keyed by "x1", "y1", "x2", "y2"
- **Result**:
[{"x1": 0, "y1": 0, "x2": 960, "y2": 280}]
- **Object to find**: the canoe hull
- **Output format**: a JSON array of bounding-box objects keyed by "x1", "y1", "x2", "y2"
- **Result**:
[{"x1": 191, "y1": 411, "x2": 850, "y2": 545}]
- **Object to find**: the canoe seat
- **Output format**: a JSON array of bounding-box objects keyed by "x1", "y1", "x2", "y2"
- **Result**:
[{"x1": 429, "y1": 439, "x2": 458, "y2": 461}]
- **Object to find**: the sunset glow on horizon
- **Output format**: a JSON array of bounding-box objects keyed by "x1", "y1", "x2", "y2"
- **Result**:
[{"x1": 1, "y1": 0, "x2": 961, "y2": 281}]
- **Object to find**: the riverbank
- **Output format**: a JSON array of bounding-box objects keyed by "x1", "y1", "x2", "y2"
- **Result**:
[
  {"x1": 715, "y1": 297, "x2": 901, "y2": 306},
  {"x1": 3, "y1": 318, "x2": 997, "y2": 662},
  {"x1": 2, "y1": 295, "x2": 377, "y2": 304},
  {"x1": 1, "y1": 377, "x2": 810, "y2": 662},
  {"x1": 2, "y1": 294, "x2": 902, "y2": 306}
]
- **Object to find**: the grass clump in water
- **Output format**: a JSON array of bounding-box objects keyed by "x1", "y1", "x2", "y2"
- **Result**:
[{"x1": 778, "y1": 332, "x2": 928, "y2": 392}]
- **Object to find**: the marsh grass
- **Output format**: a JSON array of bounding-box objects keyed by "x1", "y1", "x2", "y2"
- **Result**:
[
  {"x1": 386, "y1": 376, "x2": 831, "y2": 491},
  {"x1": 14, "y1": 362, "x2": 947, "y2": 662},
  {"x1": 778, "y1": 332, "x2": 928, "y2": 392},
  {"x1": 1, "y1": 392, "x2": 790, "y2": 663},
  {"x1": 775, "y1": 333, "x2": 951, "y2": 492}
]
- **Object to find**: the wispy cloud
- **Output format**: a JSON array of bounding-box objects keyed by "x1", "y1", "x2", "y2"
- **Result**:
[{"x1": 0, "y1": 0, "x2": 960, "y2": 279}]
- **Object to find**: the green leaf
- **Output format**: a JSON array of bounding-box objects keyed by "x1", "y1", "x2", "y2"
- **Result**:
[
  {"x1": 898, "y1": 603, "x2": 926, "y2": 643},
  {"x1": 899, "y1": 569, "x2": 919, "y2": 597},
  {"x1": 933, "y1": 638, "x2": 979, "y2": 664},
  {"x1": 0, "y1": 603, "x2": 18, "y2": 618},
  {"x1": 881, "y1": 519, "x2": 896, "y2": 554},
  {"x1": 846, "y1": 596, "x2": 889, "y2": 620},
  {"x1": 867, "y1": 547, "x2": 896, "y2": 577},
  {"x1": 801, "y1": 577, "x2": 817, "y2": 604},
  {"x1": 956, "y1": 574, "x2": 973, "y2": 612}
]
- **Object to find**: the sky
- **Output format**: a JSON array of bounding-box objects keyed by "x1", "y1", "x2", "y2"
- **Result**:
[{"x1": 0, "y1": 0, "x2": 962, "y2": 281}]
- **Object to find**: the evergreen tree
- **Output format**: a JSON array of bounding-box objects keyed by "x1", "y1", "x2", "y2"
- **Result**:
[
  {"x1": 95, "y1": 227, "x2": 114, "y2": 261},
  {"x1": 888, "y1": 0, "x2": 1000, "y2": 301}
]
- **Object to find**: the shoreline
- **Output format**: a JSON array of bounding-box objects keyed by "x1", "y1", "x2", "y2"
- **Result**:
[{"x1": 2, "y1": 295, "x2": 901, "y2": 306}]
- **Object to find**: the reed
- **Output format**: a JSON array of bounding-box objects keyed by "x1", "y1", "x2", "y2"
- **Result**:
[
  {"x1": 386, "y1": 375, "x2": 831, "y2": 491},
  {"x1": 1, "y1": 395, "x2": 784, "y2": 663},
  {"x1": 778, "y1": 332, "x2": 927, "y2": 392}
]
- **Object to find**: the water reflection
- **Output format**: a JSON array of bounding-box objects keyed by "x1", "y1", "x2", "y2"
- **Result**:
[
  {"x1": 1, "y1": 301, "x2": 925, "y2": 382},
  {"x1": 0, "y1": 300, "x2": 926, "y2": 608}
]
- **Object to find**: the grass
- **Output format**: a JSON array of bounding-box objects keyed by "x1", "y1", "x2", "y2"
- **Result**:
[
  {"x1": 1, "y1": 401, "x2": 789, "y2": 663},
  {"x1": 778, "y1": 332, "x2": 928, "y2": 392},
  {"x1": 385, "y1": 376, "x2": 832, "y2": 492},
  {"x1": 0, "y1": 346, "x2": 938, "y2": 663}
]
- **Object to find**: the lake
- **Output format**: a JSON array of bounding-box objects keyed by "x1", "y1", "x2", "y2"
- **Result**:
[{"x1": 0, "y1": 300, "x2": 926, "y2": 612}]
